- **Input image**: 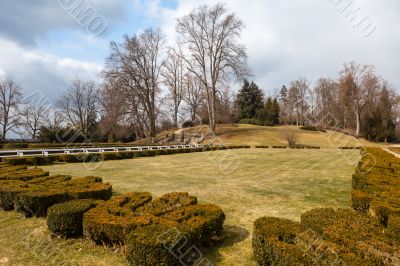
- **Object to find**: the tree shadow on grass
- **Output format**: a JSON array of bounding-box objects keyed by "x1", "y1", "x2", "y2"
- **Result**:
[{"x1": 202, "y1": 225, "x2": 250, "y2": 264}]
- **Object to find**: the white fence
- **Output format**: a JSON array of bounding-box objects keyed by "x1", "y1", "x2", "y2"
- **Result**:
[{"x1": 0, "y1": 144, "x2": 202, "y2": 158}]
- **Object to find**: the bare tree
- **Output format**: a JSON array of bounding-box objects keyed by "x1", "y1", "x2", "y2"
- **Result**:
[
  {"x1": 100, "y1": 78, "x2": 127, "y2": 139},
  {"x1": 20, "y1": 102, "x2": 47, "y2": 140},
  {"x1": 105, "y1": 28, "x2": 164, "y2": 138},
  {"x1": 177, "y1": 4, "x2": 250, "y2": 135},
  {"x1": 314, "y1": 78, "x2": 340, "y2": 127},
  {"x1": 0, "y1": 80, "x2": 22, "y2": 140},
  {"x1": 162, "y1": 46, "x2": 185, "y2": 128},
  {"x1": 56, "y1": 79, "x2": 99, "y2": 138},
  {"x1": 339, "y1": 62, "x2": 379, "y2": 138},
  {"x1": 184, "y1": 74, "x2": 204, "y2": 123},
  {"x1": 289, "y1": 78, "x2": 310, "y2": 126}
]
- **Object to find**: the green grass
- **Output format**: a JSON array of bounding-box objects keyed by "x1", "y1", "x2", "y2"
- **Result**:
[{"x1": 0, "y1": 149, "x2": 360, "y2": 265}]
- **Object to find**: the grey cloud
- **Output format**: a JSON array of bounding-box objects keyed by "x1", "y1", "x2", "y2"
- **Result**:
[{"x1": 0, "y1": 0, "x2": 129, "y2": 46}]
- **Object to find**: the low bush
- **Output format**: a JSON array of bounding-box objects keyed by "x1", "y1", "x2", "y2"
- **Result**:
[
  {"x1": 126, "y1": 218, "x2": 182, "y2": 266},
  {"x1": 58, "y1": 154, "x2": 81, "y2": 163},
  {"x1": 255, "y1": 145, "x2": 269, "y2": 148},
  {"x1": 14, "y1": 189, "x2": 69, "y2": 217},
  {"x1": 299, "y1": 125, "x2": 318, "y2": 131},
  {"x1": 271, "y1": 146, "x2": 287, "y2": 149},
  {"x1": 239, "y1": 118, "x2": 262, "y2": 125},
  {"x1": 254, "y1": 208, "x2": 400, "y2": 265},
  {"x1": 84, "y1": 192, "x2": 225, "y2": 254},
  {"x1": 3, "y1": 143, "x2": 29, "y2": 149},
  {"x1": 351, "y1": 148, "x2": 400, "y2": 226},
  {"x1": 0, "y1": 161, "x2": 112, "y2": 217},
  {"x1": 47, "y1": 199, "x2": 101, "y2": 237},
  {"x1": 351, "y1": 190, "x2": 372, "y2": 213},
  {"x1": 252, "y1": 216, "x2": 314, "y2": 266},
  {"x1": 83, "y1": 192, "x2": 153, "y2": 244},
  {"x1": 163, "y1": 204, "x2": 225, "y2": 244}
]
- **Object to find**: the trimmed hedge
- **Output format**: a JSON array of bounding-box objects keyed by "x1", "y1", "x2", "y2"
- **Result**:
[
  {"x1": 83, "y1": 191, "x2": 225, "y2": 266},
  {"x1": 0, "y1": 161, "x2": 112, "y2": 217},
  {"x1": 47, "y1": 199, "x2": 101, "y2": 237},
  {"x1": 126, "y1": 218, "x2": 182, "y2": 266},
  {"x1": 252, "y1": 217, "x2": 314, "y2": 266},
  {"x1": 351, "y1": 148, "x2": 400, "y2": 226},
  {"x1": 254, "y1": 208, "x2": 400, "y2": 265},
  {"x1": 255, "y1": 145, "x2": 269, "y2": 148},
  {"x1": 15, "y1": 189, "x2": 69, "y2": 217},
  {"x1": 83, "y1": 192, "x2": 154, "y2": 244},
  {"x1": 271, "y1": 146, "x2": 287, "y2": 149}
]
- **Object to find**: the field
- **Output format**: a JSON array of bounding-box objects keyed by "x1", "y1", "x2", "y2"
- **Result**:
[{"x1": 0, "y1": 148, "x2": 360, "y2": 265}]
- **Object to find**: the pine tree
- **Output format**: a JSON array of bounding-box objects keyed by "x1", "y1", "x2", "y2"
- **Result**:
[{"x1": 235, "y1": 80, "x2": 264, "y2": 120}]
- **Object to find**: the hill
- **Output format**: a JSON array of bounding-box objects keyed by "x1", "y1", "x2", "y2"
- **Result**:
[{"x1": 133, "y1": 124, "x2": 384, "y2": 149}]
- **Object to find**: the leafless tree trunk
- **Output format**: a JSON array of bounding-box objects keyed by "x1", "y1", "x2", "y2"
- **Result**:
[
  {"x1": 56, "y1": 79, "x2": 99, "y2": 138},
  {"x1": 0, "y1": 80, "x2": 22, "y2": 140},
  {"x1": 162, "y1": 46, "x2": 185, "y2": 128},
  {"x1": 339, "y1": 62, "x2": 379, "y2": 138},
  {"x1": 289, "y1": 78, "x2": 310, "y2": 126},
  {"x1": 20, "y1": 102, "x2": 47, "y2": 140},
  {"x1": 105, "y1": 28, "x2": 164, "y2": 139},
  {"x1": 184, "y1": 74, "x2": 204, "y2": 123},
  {"x1": 177, "y1": 4, "x2": 250, "y2": 135}
]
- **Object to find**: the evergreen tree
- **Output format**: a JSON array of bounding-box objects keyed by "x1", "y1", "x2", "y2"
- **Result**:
[
  {"x1": 365, "y1": 87, "x2": 396, "y2": 142},
  {"x1": 259, "y1": 97, "x2": 280, "y2": 126},
  {"x1": 235, "y1": 80, "x2": 264, "y2": 120},
  {"x1": 279, "y1": 85, "x2": 288, "y2": 124}
]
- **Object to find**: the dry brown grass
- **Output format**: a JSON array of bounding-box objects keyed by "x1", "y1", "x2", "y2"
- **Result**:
[
  {"x1": 133, "y1": 124, "x2": 385, "y2": 149},
  {"x1": 0, "y1": 149, "x2": 356, "y2": 265}
]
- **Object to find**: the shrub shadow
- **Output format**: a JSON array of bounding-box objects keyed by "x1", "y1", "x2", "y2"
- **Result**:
[{"x1": 201, "y1": 225, "x2": 250, "y2": 264}]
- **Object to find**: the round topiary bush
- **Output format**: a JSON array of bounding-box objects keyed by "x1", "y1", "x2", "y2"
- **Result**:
[{"x1": 47, "y1": 199, "x2": 101, "y2": 237}]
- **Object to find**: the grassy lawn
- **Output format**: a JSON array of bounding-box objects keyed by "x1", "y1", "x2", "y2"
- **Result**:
[
  {"x1": 0, "y1": 149, "x2": 360, "y2": 265},
  {"x1": 137, "y1": 124, "x2": 385, "y2": 148}
]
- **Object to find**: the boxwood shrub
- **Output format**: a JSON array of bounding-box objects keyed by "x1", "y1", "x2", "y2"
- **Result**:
[
  {"x1": 47, "y1": 199, "x2": 101, "y2": 237},
  {"x1": 84, "y1": 191, "x2": 225, "y2": 265},
  {"x1": 254, "y1": 208, "x2": 400, "y2": 265},
  {"x1": 252, "y1": 216, "x2": 314, "y2": 266},
  {"x1": 0, "y1": 161, "x2": 112, "y2": 217}
]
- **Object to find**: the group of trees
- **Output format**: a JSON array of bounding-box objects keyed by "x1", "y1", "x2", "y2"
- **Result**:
[
  {"x1": 278, "y1": 62, "x2": 398, "y2": 142},
  {"x1": 0, "y1": 4, "x2": 249, "y2": 143},
  {"x1": 235, "y1": 80, "x2": 280, "y2": 126}
]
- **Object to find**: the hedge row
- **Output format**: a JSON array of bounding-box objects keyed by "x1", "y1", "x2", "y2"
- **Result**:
[
  {"x1": 46, "y1": 192, "x2": 225, "y2": 265},
  {"x1": 339, "y1": 146, "x2": 362, "y2": 149},
  {"x1": 2, "y1": 146, "x2": 250, "y2": 166},
  {"x1": 351, "y1": 148, "x2": 400, "y2": 226},
  {"x1": 253, "y1": 147, "x2": 400, "y2": 265},
  {"x1": 0, "y1": 163, "x2": 112, "y2": 217},
  {"x1": 255, "y1": 145, "x2": 320, "y2": 149},
  {"x1": 1, "y1": 142, "x2": 131, "y2": 150},
  {"x1": 253, "y1": 208, "x2": 399, "y2": 265}
]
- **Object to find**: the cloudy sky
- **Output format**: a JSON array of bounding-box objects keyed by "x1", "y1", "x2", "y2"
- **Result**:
[{"x1": 0, "y1": 0, "x2": 399, "y2": 102}]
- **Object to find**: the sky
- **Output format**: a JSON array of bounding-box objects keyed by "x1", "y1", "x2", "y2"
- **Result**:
[{"x1": 0, "y1": 0, "x2": 399, "y2": 102}]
